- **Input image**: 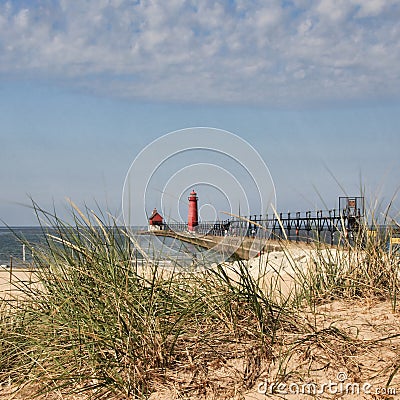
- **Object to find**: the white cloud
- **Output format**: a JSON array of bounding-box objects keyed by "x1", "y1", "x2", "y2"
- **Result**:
[
  {"x1": 316, "y1": 0, "x2": 353, "y2": 23},
  {"x1": 0, "y1": 0, "x2": 399, "y2": 106},
  {"x1": 354, "y1": 0, "x2": 390, "y2": 18}
]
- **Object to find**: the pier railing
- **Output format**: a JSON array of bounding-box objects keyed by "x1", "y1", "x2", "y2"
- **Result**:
[{"x1": 162, "y1": 207, "x2": 364, "y2": 245}]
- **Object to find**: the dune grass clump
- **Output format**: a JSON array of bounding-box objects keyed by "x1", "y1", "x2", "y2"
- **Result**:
[
  {"x1": 0, "y1": 302, "x2": 27, "y2": 385},
  {"x1": 288, "y1": 213, "x2": 400, "y2": 309},
  {"x1": 0, "y1": 202, "x2": 302, "y2": 399},
  {"x1": 1, "y1": 199, "x2": 400, "y2": 398}
]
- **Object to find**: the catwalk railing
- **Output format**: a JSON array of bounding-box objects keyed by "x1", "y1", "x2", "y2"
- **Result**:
[{"x1": 161, "y1": 208, "x2": 364, "y2": 245}]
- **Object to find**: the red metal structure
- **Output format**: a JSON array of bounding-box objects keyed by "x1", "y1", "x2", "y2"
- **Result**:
[{"x1": 188, "y1": 189, "x2": 198, "y2": 232}]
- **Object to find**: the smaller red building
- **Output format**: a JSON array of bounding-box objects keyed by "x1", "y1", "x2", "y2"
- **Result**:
[{"x1": 148, "y1": 208, "x2": 164, "y2": 231}]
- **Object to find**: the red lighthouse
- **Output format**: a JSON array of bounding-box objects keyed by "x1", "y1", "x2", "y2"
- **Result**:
[{"x1": 188, "y1": 189, "x2": 198, "y2": 232}]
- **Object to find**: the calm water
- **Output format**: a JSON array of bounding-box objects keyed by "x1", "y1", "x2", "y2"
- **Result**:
[
  {"x1": 0, "y1": 227, "x2": 46, "y2": 265},
  {"x1": 0, "y1": 226, "x2": 202, "y2": 267}
]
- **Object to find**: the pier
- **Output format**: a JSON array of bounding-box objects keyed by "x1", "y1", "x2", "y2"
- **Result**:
[
  {"x1": 150, "y1": 229, "x2": 284, "y2": 260},
  {"x1": 145, "y1": 196, "x2": 366, "y2": 260}
]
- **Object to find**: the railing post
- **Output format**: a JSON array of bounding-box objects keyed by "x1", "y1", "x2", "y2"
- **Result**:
[
  {"x1": 272, "y1": 216, "x2": 276, "y2": 239},
  {"x1": 9, "y1": 255, "x2": 13, "y2": 284}
]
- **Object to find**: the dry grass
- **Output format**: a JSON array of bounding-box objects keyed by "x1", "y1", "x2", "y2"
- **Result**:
[{"x1": 1, "y1": 201, "x2": 400, "y2": 399}]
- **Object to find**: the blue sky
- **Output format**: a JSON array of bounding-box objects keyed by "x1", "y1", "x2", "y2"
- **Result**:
[{"x1": 1, "y1": 0, "x2": 400, "y2": 225}]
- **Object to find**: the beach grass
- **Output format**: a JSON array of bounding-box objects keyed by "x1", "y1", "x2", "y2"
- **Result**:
[{"x1": 0, "y1": 200, "x2": 399, "y2": 399}]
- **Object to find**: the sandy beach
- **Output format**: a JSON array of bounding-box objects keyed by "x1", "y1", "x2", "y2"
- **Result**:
[
  {"x1": 1, "y1": 242, "x2": 400, "y2": 400},
  {"x1": 0, "y1": 266, "x2": 39, "y2": 303}
]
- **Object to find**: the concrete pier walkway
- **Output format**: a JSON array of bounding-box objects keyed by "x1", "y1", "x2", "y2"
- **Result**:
[{"x1": 149, "y1": 230, "x2": 284, "y2": 259}]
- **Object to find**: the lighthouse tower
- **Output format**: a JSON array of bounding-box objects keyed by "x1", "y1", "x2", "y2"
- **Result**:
[{"x1": 188, "y1": 189, "x2": 198, "y2": 232}]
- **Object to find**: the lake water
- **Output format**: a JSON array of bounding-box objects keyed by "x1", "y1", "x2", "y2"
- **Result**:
[
  {"x1": 0, "y1": 227, "x2": 45, "y2": 265},
  {"x1": 0, "y1": 226, "x2": 203, "y2": 267}
]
